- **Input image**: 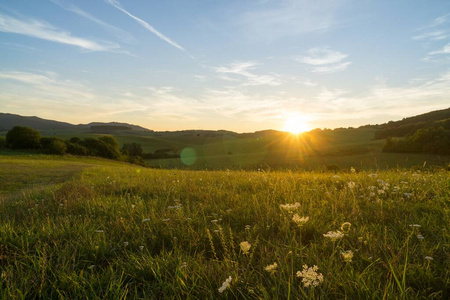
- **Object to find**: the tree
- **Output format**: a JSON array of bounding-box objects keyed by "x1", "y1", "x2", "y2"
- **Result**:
[
  {"x1": 122, "y1": 142, "x2": 143, "y2": 157},
  {"x1": 40, "y1": 137, "x2": 67, "y2": 155},
  {"x1": 6, "y1": 126, "x2": 41, "y2": 150}
]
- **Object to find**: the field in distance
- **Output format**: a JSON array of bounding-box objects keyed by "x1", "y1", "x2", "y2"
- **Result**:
[{"x1": 0, "y1": 155, "x2": 448, "y2": 299}]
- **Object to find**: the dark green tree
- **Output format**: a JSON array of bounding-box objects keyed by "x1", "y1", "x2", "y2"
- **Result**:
[
  {"x1": 6, "y1": 126, "x2": 41, "y2": 150},
  {"x1": 40, "y1": 137, "x2": 67, "y2": 155},
  {"x1": 122, "y1": 142, "x2": 143, "y2": 157}
]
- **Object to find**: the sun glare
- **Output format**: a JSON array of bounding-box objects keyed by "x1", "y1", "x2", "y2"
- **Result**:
[{"x1": 283, "y1": 115, "x2": 311, "y2": 134}]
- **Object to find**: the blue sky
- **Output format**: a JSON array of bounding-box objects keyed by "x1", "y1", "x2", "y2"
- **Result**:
[{"x1": 0, "y1": 0, "x2": 449, "y2": 132}]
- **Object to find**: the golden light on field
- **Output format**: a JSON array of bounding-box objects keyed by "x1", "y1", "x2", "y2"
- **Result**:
[{"x1": 283, "y1": 115, "x2": 311, "y2": 134}]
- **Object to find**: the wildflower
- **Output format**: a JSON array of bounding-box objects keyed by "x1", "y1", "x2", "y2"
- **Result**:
[
  {"x1": 280, "y1": 202, "x2": 301, "y2": 211},
  {"x1": 95, "y1": 230, "x2": 104, "y2": 233},
  {"x1": 214, "y1": 230, "x2": 220, "y2": 233},
  {"x1": 240, "y1": 241, "x2": 251, "y2": 254},
  {"x1": 409, "y1": 224, "x2": 421, "y2": 228},
  {"x1": 292, "y1": 214, "x2": 309, "y2": 227},
  {"x1": 88, "y1": 265, "x2": 95, "y2": 270},
  {"x1": 350, "y1": 167, "x2": 356, "y2": 173},
  {"x1": 368, "y1": 173, "x2": 377, "y2": 178},
  {"x1": 264, "y1": 262, "x2": 278, "y2": 274},
  {"x1": 403, "y1": 193, "x2": 412, "y2": 197},
  {"x1": 218, "y1": 276, "x2": 232, "y2": 293},
  {"x1": 424, "y1": 256, "x2": 433, "y2": 261},
  {"x1": 245, "y1": 225, "x2": 251, "y2": 230},
  {"x1": 211, "y1": 219, "x2": 218, "y2": 224},
  {"x1": 341, "y1": 250, "x2": 354, "y2": 262},
  {"x1": 340, "y1": 222, "x2": 352, "y2": 233},
  {"x1": 417, "y1": 234, "x2": 424, "y2": 240},
  {"x1": 180, "y1": 262, "x2": 187, "y2": 269},
  {"x1": 142, "y1": 219, "x2": 151, "y2": 223},
  {"x1": 296, "y1": 265, "x2": 324, "y2": 288},
  {"x1": 332, "y1": 175, "x2": 341, "y2": 179},
  {"x1": 139, "y1": 246, "x2": 144, "y2": 251},
  {"x1": 323, "y1": 231, "x2": 344, "y2": 241},
  {"x1": 123, "y1": 242, "x2": 129, "y2": 246},
  {"x1": 162, "y1": 218, "x2": 170, "y2": 222},
  {"x1": 347, "y1": 181, "x2": 356, "y2": 189}
]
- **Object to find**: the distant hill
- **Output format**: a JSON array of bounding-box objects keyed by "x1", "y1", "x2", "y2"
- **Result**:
[
  {"x1": 0, "y1": 113, "x2": 152, "y2": 132},
  {"x1": 375, "y1": 107, "x2": 450, "y2": 139}
]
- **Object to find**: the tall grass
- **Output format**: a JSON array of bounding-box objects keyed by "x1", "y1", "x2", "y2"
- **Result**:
[{"x1": 0, "y1": 156, "x2": 448, "y2": 299}]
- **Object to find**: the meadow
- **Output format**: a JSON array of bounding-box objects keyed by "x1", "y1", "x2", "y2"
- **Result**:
[{"x1": 0, "y1": 155, "x2": 448, "y2": 299}]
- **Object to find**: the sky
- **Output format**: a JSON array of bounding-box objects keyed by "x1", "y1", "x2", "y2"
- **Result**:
[{"x1": 0, "y1": 0, "x2": 449, "y2": 132}]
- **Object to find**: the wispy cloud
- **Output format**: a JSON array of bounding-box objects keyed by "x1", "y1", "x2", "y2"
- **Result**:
[
  {"x1": 215, "y1": 61, "x2": 282, "y2": 86},
  {"x1": 241, "y1": 0, "x2": 343, "y2": 41},
  {"x1": 296, "y1": 47, "x2": 351, "y2": 73},
  {"x1": 50, "y1": 0, "x2": 134, "y2": 43},
  {"x1": 104, "y1": 0, "x2": 185, "y2": 51},
  {"x1": 0, "y1": 13, "x2": 119, "y2": 51},
  {"x1": 413, "y1": 14, "x2": 449, "y2": 41}
]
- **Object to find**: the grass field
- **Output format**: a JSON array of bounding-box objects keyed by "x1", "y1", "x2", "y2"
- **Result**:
[{"x1": 1, "y1": 155, "x2": 448, "y2": 299}]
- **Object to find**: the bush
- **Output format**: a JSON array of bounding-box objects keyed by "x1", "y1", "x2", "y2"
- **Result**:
[
  {"x1": 67, "y1": 143, "x2": 88, "y2": 156},
  {"x1": 6, "y1": 126, "x2": 41, "y2": 150},
  {"x1": 41, "y1": 137, "x2": 67, "y2": 155},
  {"x1": 0, "y1": 137, "x2": 6, "y2": 149}
]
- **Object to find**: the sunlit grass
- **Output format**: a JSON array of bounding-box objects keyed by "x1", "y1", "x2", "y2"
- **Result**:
[{"x1": 0, "y1": 155, "x2": 448, "y2": 299}]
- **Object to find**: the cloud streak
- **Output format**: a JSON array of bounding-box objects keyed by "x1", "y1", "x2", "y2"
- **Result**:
[
  {"x1": 296, "y1": 47, "x2": 351, "y2": 73},
  {"x1": 50, "y1": 0, "x2": 134, "y2": 43},
  {"x1": 215, "y1": 61, "x2": 282, "y2": 86},
  {"x1": 0, "y1": 13, "x2": 118, "y2": 52},
  {"x1": 104, "y1": 0, "x2": 185, "y2": 51}
]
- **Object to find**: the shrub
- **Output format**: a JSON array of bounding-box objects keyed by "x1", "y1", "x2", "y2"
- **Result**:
[{"x1": 6, "y1": 126, "x2": 41, "y2": 150}]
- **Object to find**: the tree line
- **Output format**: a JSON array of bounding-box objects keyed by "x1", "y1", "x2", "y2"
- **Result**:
[
  {"x1": 382, "y1": 124, "x2": 450, "y2": 155},
  {"x1": 0, "y1": 126, "x2": 178, "y2": 166}
]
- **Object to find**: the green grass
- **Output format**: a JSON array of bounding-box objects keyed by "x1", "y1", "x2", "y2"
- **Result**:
[{"x1": 0, "y1": 155, "x2": 448, "y2": 299}]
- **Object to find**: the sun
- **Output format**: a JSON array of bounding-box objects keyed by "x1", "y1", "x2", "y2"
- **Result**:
[{"x1": 283, "y1": 115, "x2": 311, "y2": 134}]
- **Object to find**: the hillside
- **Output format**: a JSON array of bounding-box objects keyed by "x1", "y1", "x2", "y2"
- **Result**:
[
  {"x1": 0, "y1": 113, "x2": 152, "y2": 132},
  {"x1": 374, "y1": 107, "x2": 450, "y2": 139}
]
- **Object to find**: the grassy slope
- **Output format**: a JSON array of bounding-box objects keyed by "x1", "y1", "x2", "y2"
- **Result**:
[{"x1": 1, "y1": 155, "x2": 449, "y2": 299}]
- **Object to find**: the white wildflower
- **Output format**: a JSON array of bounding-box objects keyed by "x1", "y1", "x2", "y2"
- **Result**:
[
  {"x1": 264, "y1": 262, "x2": 278, "y2": 274},
  {"x1": 280, "y1": 202, "x2": 301, "y2": 211},
  {"x1": 417, "y1": 234, "x2": 424, "y2": 240},
  {"x1": 409, "y1": 224, "x2": 421, "y2": 228},
  {"x1": 142, "y1": 219, "x2": 151, "y2": 223},
  {"x1": 240, "y1": 241, "x2": 251, "y2": 254},
  {"x1": 296, "y1": 265, "x2": 324, "y2": 288},
  {"x1": 218, "y1": 276, "x2": 232, "y2": 293},
  {"x1": 424, "y1": 256, "x2": 434, "y2": 261},
  {"x1": 139, "y1": 246, "x2": 144, "y2": 251},
  {"x1": 341, "y1": 250, "x2": 354, "y2": 262},
  {"x1": 347, "y1": 181, "x2": 356, "y2": 189},
  {"x1": 323, "y1": 231, "x2": 344, "y2": 241},
  {"x1": 292, "y1": 214, "x2": 309, "y2": 227},
  {"x1": 123, "y1": 242, "x2": 129, "y2": 246}
]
